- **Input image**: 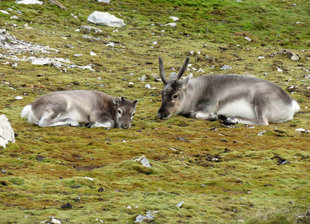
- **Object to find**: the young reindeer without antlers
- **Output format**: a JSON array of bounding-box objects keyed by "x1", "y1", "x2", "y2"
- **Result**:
[
  {"x1": 21, "y1": 90, "x2": 138, "y2": 129},
  {"x1": 157, "y1": 57, "x2": 300, "y2": 126}
]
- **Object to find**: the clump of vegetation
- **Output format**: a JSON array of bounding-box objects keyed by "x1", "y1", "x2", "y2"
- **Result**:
[{"x1": 0, "y1": 0, "x2": 309, "y2": 223}]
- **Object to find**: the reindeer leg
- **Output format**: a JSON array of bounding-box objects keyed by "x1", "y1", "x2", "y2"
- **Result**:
[
  {"x1": 38, "y1": 111, "x2": 79, "y2": 127},
  {"x1": 188, "y1": 111, "x2": 218, "y2": 121},
  {"x1": 88, "y1": 112, "x2": 115, "y2": 128}
]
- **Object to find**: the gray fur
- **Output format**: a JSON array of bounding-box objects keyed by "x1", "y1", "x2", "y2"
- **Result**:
[
  {"x1": 157, "y1": 57, "x2": 300, "y2": 126},
  {"x1": 21, "y1": 90, "x2": 138, "y2": 129}
]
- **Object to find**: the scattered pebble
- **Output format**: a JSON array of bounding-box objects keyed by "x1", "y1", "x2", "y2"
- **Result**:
[
  {"x1": 14, "y1": 96, "x2": 23, "y2": 100},
  {"x1": 61, "y1": 203, "x2": 72, "y2": 209},
  {"x1": 84, "y1": 177, "x2": 94, "y2": 181},
  {"x1": 16, "y1": 0, "x2": 43, "y2": 5},
  {"x1": 257, "y1": 130, "x2": 266, "y2": 136},
  {"x1": 128, "y1": 82, "x2": 134, "y2": 87},
  {"x1": 244, "y1": 37, "x2": 251, "y2": 41},
  {"x1": 0, "y1": 10, "x2": 10, "y2": 15},
  {"x1": 166, "y1": 23, "x2": 176, "y2": 27},
  {"x1": 135, "y1": 211, "x2": 158, "y2": 223},
  {"x1": 90, "y1": 51, "x2": 97, "y2": 56},
  {"x1": 295, "y1": 128, "x2": 310, "y2": 133},
  {"x1": 169, "y1": 16, "x2": 179, "y2": 21},
  {"x1": 220, "y1": 65, "x2": 232, "y2": 71},
  {"x1": 134, "y1": 155, "x2": 151, "y2": 168},
  {"x1": 176, "y1": 201, "x2": 184, "y2": 208}
]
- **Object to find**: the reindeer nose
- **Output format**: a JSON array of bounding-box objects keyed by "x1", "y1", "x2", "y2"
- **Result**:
[
  {"x1": 121, "y1": 124, "x2": 129, "y2": 129},
  {"x1": 158, "y1": 110, "x2": 169, "y2": 119}
]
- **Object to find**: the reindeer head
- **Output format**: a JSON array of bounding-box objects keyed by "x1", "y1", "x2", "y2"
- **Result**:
[
  {"x1": 157, "y1": 57, "x2": 190, "y2": 119},
  {"x1": 113, "y1": 97, "x2": 138, "y2": 129}
]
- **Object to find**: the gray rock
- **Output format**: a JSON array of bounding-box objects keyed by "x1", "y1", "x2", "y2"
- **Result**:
[
  {"x1": 134, "y1": 155, "x2": 151, "y2": 168},
  {"x1": 80, "y1": 25, "x2": 102, "y2": 34},
  {"x1": 87, "y1": 11, "x2": 125, "y2": 28},
  {"x1": 16, "y1": 0, "x2": 43, "y2": 5},
  {"x1": 0, "y1": 114, "x2": 15, "y2": 148},
  {"x1": 98, "y1": 0, "x2": 110, "y2": 3},
  {"x1": 135, "y1": 211, "x2": 158, "y2": 223},
  {"x1": 220, "y1": 65, "x2": 232, "y2": 71}
]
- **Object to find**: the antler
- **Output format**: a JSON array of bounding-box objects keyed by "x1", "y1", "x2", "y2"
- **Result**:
[
  {"x1": 177, "y1": 57, "x2": 190, "y2": 79},
  {"x1": 159, "y1": 57, "x2": 168, "y2": 84}
]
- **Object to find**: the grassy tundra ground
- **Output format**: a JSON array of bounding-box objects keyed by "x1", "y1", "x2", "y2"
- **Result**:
[{"x1": 0, "y1": 0, "x2": 309, "y2": 223}]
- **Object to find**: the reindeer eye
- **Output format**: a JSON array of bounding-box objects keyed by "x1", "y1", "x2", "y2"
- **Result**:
[
  {"x1": 118, "y1": 109, "x2": 122, "y2": 114},
  {"x1": 132, "y1": 113, "x2": 135, "y2": 117},
  {"x1": 173, "y1": 94, "x2": 178, "y2": 99}
]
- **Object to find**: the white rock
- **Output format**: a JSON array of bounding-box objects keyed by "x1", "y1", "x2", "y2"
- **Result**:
[
  {"x1": 0, "y1": 114, "x2": 15, "y2": 148},
  {"x1": 290, "y1": 54, "x2": 299, "y2": 61},
  {"x1": 134, "y1": 155, "x2": 151, "y2": 168},
  {"x1": 73, "y1": 54, "x2": 83, "y2": 57},
  {"x1": 258, "y1": 56, "x2": 265, "y2": 59},
  {"x1": 128, "y1": 82, "x2": 134, "y2": 87},
  {"x1": 14, "y1": 96, "x2": 23, "y2": 100},
  {"x1": 80, "y1": 25, "x2": 102, "y2": 34},
  {"x1": 244, "y1": 37, "x2": 251, "y2": 41},
  {"x1": 10, "y1": 16, "x2": 19, "y2": 20},
  {"x1": 98, "y1": 0, "x2": 110, "y2": 3},
  {"x1": 90, "y1": 51, "x2": 96, "y2": 56},
  {"x1": 16, "y1": 0, "x2": 43, "y2": 5},
  {"x1": 84, "y1": 177, "x2": 94, "y2": 181},
  {"x1": 169, "y1": 16, "x2": 179, "y2": 21},
  {"x1": 144, "y1": 84, "x2": 152, "y2": 89},
  {"x1": 220, "y1": 65, "x2": 232, "y2": 71},
  {"x1": 106, "y1": 42, "x2": 115, "y2": 47},
  {"x1": 257, "y1": 130, "x2": 266, "y2": 136},
  {"x1": 87, "y1": 11, "x2": 125, "y2": 28},
  {"x1": 166, "y1": 23, "x2": 176, "y2": 27},
  {"x1": 138, "y1": 75, "x2": 147, "y2": 82},
  {"x1": 152, "y1": 41, "x2": 158, "y2": 45},
  {"x1": 176, "y1": 201, "x2": 184, "y2": 208},
  {"x1": 0, "y1": 10, "x2": 10, "y2": 15},
  {"x1": 277, "y1": 67, "x2": 283, "y2": 72}
]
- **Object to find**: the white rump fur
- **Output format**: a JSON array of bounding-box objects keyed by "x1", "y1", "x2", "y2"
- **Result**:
[{"x1": 21, "y1": 105, "x2": 39, "y2": 125}]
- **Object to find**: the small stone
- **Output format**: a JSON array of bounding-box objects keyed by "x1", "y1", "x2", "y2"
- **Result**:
[
  {"x1": 71, "y1": 185, "x2": 81, "y2": 189},
  {"x1": 290, "y1": 54, "x2": 299, "y2": 61},
  {"x1": 277, "y1": 67, "x2": 283, "y2": 72},
  {"x1": 98, "y1": 186, "x2": 104, "y2": 192},
  {"x1": 14, "y1": 96, "x2": 23, "y2": 100},
  {"x1": 0, "y1": 10, "x2": 10, "y2": 15},
  {"x1": 244, "y1": 37, "x2": 251, "y2": 41},
  {"x1": 220, "y1": 65, "x2": 232, "y2": 71},
  {"x1": 166, "y1": 23, "x2": 176, "y2": 27},
  {"x1": 61, "y1": 203, "x2": 72, "y2": 209},
  {"x1": 176, "y1": 201, "x2": 184, "y2": 208},
  {"x1": 138, "y1": 75, "x2": 147, "y2": 82},
  {"x1": 134, "y1": 155, "x2": 151, "y2": 168},
  {"x1": 90, "y1": 51, "x2": 96, "y2": 56},
  {"x1": 169, "y1": 16, "x2": 179, "y2": 21},
  {"x1": 144, "y1": 84, "x2": 151, "y2": 89},
  {"x1": 84, "y1": 177, "x2": 94, "y2": 181},
  {"x1": 16, "y1": 0, "x2": 43, "y2": 5},
  {"x1": 98, "y1": 0, "x2": 110, "y2": 3}
]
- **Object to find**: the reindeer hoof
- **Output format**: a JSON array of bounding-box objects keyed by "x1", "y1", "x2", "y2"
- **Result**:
[{"x1": 225, "y1": 117, "x2": 238, "y2": 125}]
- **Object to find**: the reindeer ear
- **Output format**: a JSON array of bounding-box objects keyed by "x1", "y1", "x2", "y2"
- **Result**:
[
  {"x1": 181, "y1": 77, "x2": 190, "y2": 90},
  {"x1": 121, "y1": 96, "x2": 125, "y2": 102},
  {"x1": 133, "y1": 100, "x2": 138, "y2": 106},
  {"x1": 113, "y1": 97, "x2": 121, "y2": 106}
]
